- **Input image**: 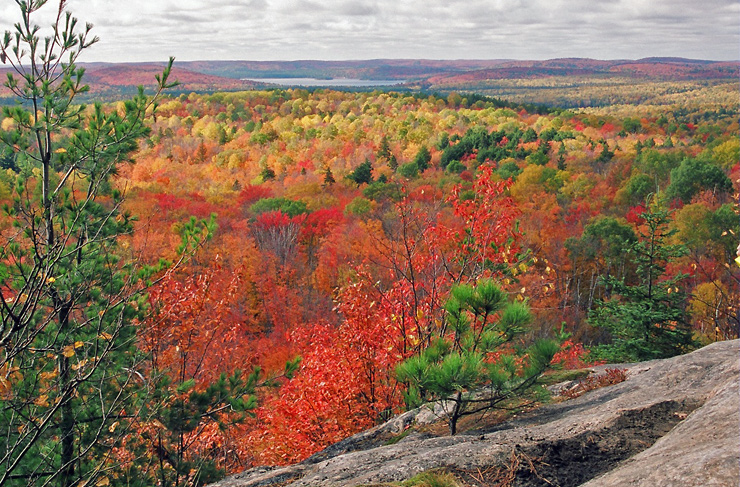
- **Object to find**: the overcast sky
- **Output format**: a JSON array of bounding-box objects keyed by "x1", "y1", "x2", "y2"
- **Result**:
[{"x1": 2, "y1": 0, "x2": 738, "y2": 63}]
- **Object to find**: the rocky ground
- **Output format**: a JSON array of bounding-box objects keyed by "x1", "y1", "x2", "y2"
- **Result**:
[{"x1": 211, "y1": 340, "x2": 739, "y2": 487}]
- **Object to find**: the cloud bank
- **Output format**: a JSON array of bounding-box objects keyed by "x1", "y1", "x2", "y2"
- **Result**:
[{"x1": 1, "y1": 0, "x2": 736, "y2": 62}]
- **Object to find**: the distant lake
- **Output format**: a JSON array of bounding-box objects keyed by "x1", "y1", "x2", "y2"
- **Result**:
[{"x1": 243, "y1": 77, "x2": 405, "y2": 87}]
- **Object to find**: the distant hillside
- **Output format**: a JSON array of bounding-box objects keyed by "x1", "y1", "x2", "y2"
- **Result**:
[
  {"x1": 176, "y1": 59, "x2": 512, "y2": 81},
  {"x1": 1, "y1": 58, "x2": 736, "y2": 106},
  {"x1": 0, "y1": 63, "x2": 258, "y2": 100},
  {"x1": 82, "y1": 63, "x2": 257, "y2": 94},
  {"x1": 425, "y1": 58, "x2": 740, "y2": 85},
  {"x1": 175, "y1": 58, "x2": 739, "y2": 84}
]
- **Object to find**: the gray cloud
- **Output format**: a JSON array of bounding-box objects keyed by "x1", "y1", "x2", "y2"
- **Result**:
[{"x1": 3, "y1": 0, "x2": 732, "y2": 62}]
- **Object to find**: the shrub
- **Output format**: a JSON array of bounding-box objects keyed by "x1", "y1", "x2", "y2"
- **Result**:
[{"x1": 560, "y1": 368, "x2": 628, "y2": 399}]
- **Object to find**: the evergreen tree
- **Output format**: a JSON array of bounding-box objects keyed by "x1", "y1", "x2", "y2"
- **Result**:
[
  {"x1": 0, "y1": 2, "x2": 179, "y2": 485},
  {"x1": 322, "y1": 165, "x2": 336, "y2": 186},
  {"x1": 436, "y1": 132, "x2": 450, "y2": 151},
  {"x1": 347, "y1": 159, "x2": 374, "y2": 186},
  {"x1": 589, "y1": 202, "x2": 696, "y2": 361},
  {"x1": 377, "y1": 135, "x2": 392, "y2": 160},
  {"x1": 665, "y1": 157, "x2": 733, "y2": 203},
  {"x1": 597, "y1": 141, "x2": 614, "y2": 162},
  {"x1": 557, "y1": 142, "x2": 567, "y2": 170},
  {"x1": 413, "y1": 146, "x2": 431, "y2": 172},
  {"x1": 260, "y1": 166, "x2": 276, "y2": 181},
  {"x1": 397, "y1": 281, "x2": 559, "y2": 435}
]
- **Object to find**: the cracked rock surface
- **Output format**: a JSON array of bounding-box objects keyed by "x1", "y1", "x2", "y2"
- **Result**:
[{"x1": 210, "y1": 340, "x2": 739, "y2": 487}]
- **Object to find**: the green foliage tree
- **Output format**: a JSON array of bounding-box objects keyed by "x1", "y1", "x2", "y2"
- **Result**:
[
  {"x1": 522, "y1": 128, "x2": 537, "y2": 143},
  {"x1": 596, "y1": 141, "x2": 614, "y2": 163},
  {"x1": 436, "y1": 132, "x2": 450, "y2": 151},
  {"x1": 413, "y1": 146, "x2": 431, "y2": 172},
  {"x1": 557, "y1": 142, "x2": 567, "y2": 170},
  {"x1": 568, "y1": 217, "x2": 637, "y2": 276},
  {"x1": 0, "y1": 1, "x2": 179, "y2": 485},
  {"x1": 497, "y1": 160, "x2": 522, "y2": 181},
  {"x1": 347, "y1": 159, "x2": 374, "y2": 186},
  {"x1": 249, "y1": 197, "x2": 308, "y2": 217},
  {"x1": 589, "y1": 203, "x2": 696, "y2": 361},
  {"x1": 622, "y1": 118, "x2": 642, "y2": 134},
  {"x1": 635, "y1": 149, "x2": 681, "y2": 186},
  {"x1": 131, "y1": 360, "x2": 300, "y2": 487},
  {"x1": 398, "y1": 162, "x2": 419, "y2": 179},
  {"x1": 377, "y1": 135, "x2": 392, "y2": 161},
  {"x1": 565, "y1": 217, "x2": 637, "y2": 311},
  {"x1": 396, "y1": 281, "x2": 559, "y2": 435},
  {"x1": 665, "y1": 157, "x2": 733, "y2": 203},
  {"x1": 259, "y1": 166, "x2": 276, "y2": 181},
  {"x1": 621, "y1": 173, "x2": 656, "y2": 206},
  {"x1": 322, "y1": 165, "x2": 336, "y2": 186},
  {"x1": 526, "y1": 148, "x2": 549, "y2": 166}
]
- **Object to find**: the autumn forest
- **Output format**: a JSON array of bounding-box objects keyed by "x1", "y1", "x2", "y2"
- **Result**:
[{"x1": 0, "y1": 3, "x2": 738, "y2": 487}]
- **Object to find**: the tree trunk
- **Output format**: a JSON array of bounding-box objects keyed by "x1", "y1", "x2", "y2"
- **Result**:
[
  {"x1": 57, "y1": 303, "x2": 75, "y2": 487},
  {"x1": 449, "y1": 393, "x2": 462, "y2": 436}
]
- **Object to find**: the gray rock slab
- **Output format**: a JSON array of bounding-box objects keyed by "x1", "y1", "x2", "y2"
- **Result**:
[{"x1": 210, "y1": 339, "x2": 739, "y2": 487}]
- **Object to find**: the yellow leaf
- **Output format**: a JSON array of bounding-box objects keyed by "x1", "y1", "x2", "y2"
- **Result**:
[
  {"x1": 99, "y1": 332, "x2": 113, "y2": 341},
  {"x1": 62, "y1": 346, "x2": 75, "y2": 358},
  {"x1": 54, "y1": 148, "x2": 67, "y2": 154},
  {"x1": 46, "y1": 276, "x2": 56, "y2": 283},
  {"x1": 74, "y1": 341, "x2": 84, "y2": 349},
  {"x1": 95, "y1": 477, "x2": 110, "y2": 487},
  {"x1": 34, "y1": 394, "x2": 49, "y2": 407},
  {"x1": 71, "y1": 359, "x2": 88, "y2": 371},
  {"x1": 1, "y1": 117, "x2": 16, "y2": 131},
  {"x1": 40, "y1": 370, "x2": 59, "y2": 381}
]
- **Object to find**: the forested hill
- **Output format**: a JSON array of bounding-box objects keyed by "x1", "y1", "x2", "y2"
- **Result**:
[
  {"x1": 2, "y1": 58, "x2": 736, "y2": 106},
  {"x1": 176, "y1": 58, "x2": 739, "y2": 83}
]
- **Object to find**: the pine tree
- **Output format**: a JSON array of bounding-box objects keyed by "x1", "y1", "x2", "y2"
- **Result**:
[
  {"x1": 322, "y1": 165, "x2": 336, "y2": 186},
  {"x1": 589, "y1": 202, "x2": 696, "y2": 361},
  {"x1": 347, "y1": 159, "x2": 374, "y2": 186},
  {"x1": 0, "y1": 2, "x2": 177, "y2": 485},
  {"x1": 557, "y1": 142, "x2": 567, "y2": 170},
  {"x1": 413, "y1": 146, "x2": 431, "y2": 172},
  {"x1": 396, "y1": 281, "x2": 559, "y2": 435}
]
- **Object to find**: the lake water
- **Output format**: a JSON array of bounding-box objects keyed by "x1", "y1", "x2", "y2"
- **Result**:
[{"x1": 243, "y1": 77, "x2": 405, "y2": 87}]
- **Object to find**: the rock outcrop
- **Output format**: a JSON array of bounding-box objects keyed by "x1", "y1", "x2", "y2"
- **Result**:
[{"x1": 211, "y1": 340, "x2": 739, "y2": 487}]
